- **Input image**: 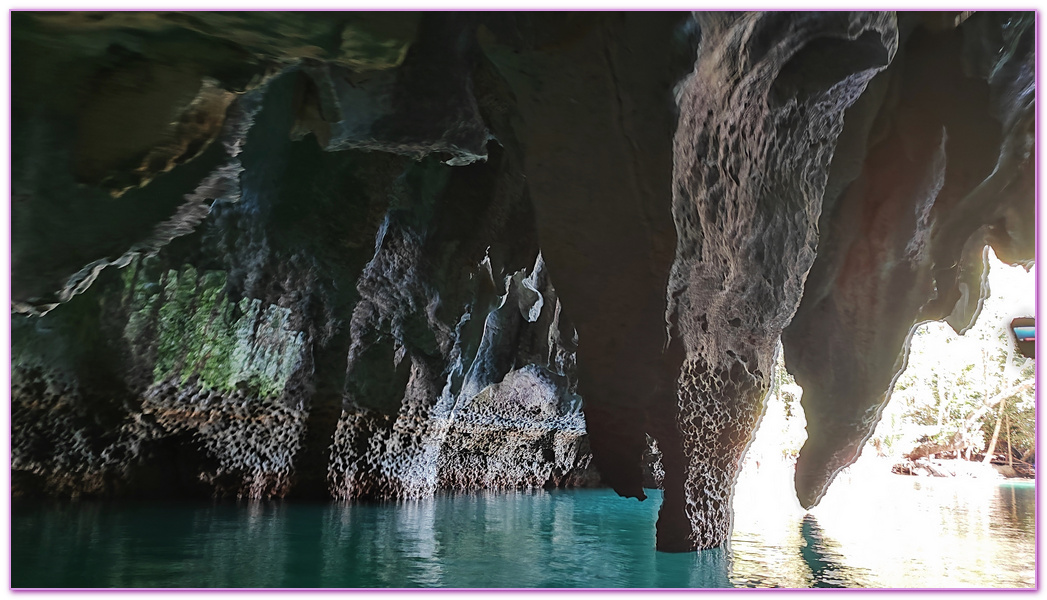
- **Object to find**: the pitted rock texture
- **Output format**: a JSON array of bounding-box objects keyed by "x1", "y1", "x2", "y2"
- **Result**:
[
  {"x1": 435, "y1": 365, "x2": 594, "y2": 491},
  {"x1": 12, "y1": 253, "x2": 314, "y2": 499},
  {"x1": 328, "y1": 236, "x2": 592, "y2": 500},
  {"x1": 664, "y1": 12, "x2": 897, "y2": 550},
  {"x1": 781, "y1": 11, "x2": 1036, "y2": 510},
  {"x1": 11, "y1": 11, "x2": 1035, "y2": 553},
  {"x1": 12, "y1": 15, "x2": 596, "y2": 502}
]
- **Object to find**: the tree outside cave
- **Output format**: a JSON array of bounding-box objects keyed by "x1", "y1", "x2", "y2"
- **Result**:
[{"x1": 744, "y1": 248, "x2": 1035, "y2": 481}]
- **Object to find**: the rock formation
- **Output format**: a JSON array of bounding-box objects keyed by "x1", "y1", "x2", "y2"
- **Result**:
[
  {"x1": 781, "y1": 12, "x2": 1035, "y2": 511},
  {"x1": 10, "y1": 11, "x2": 1035, "y2": 552},
  {"x1": 664, "y1": 12, "x2": 898, "y2": 550}
]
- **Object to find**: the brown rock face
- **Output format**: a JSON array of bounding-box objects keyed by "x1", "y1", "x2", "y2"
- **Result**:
[
  {"x1": 10, "y1": 11, "x2": 1035, "y2": 553},
  {"x1": 73, "y1": 64, "x2": 235, "y2": 196}
]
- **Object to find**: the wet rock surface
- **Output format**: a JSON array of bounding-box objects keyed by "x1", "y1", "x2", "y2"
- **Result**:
[{"x1": 11, "y1": 11, "x2": 1035, "y2": 552}]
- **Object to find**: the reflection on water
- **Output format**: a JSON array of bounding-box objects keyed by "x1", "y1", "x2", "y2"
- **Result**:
[
  {"x1": 729, "y1": 459, "x2": 1035, "y2": 588},
  {"x1": 11, "y1": 473, "x2": 1034, "y2": 588},
  {"x1": 800, "y1": 515, "x2": 846, "y2": 588}
]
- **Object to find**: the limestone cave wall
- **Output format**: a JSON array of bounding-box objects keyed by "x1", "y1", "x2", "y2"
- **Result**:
[{"x1": 10, "y1": 11, "x2": 1035, "y2": 552}]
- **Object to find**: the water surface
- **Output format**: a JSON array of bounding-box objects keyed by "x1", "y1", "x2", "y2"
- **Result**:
[{"x1": 11, "y1": 472, "x2": 1034, "y2": 588}]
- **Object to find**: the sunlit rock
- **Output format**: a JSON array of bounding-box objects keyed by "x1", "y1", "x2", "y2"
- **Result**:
[{"x1": 781, "y1": 11, "x2": 1035, "y2": 510}]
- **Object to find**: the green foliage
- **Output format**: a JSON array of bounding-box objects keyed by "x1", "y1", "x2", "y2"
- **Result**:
[
  {"x1": 120, "y1": 258, "x2": 306, "y2": 398},
  {"x1": 873, "y1": 255, "x2": 1035, "y2": 460}
]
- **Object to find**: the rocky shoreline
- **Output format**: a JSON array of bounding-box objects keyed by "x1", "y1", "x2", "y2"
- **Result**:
[{"x1": 892, "y1": 457, "x2": 1034, "y2": 479}]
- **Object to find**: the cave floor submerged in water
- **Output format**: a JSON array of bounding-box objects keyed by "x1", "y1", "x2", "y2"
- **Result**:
[{"x1": 11, "y1": 469, "x2": 1035, "y2": 589}]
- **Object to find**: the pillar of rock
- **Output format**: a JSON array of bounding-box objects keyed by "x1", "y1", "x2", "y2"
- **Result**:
[{"x1": 664, "y1": 12, "x2": 897, "y2": 550}]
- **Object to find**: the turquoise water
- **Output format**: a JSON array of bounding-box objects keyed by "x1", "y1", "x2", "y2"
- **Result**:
[{"x1": 11, "y1": 475, "x2": 1035, "y2": 588}]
